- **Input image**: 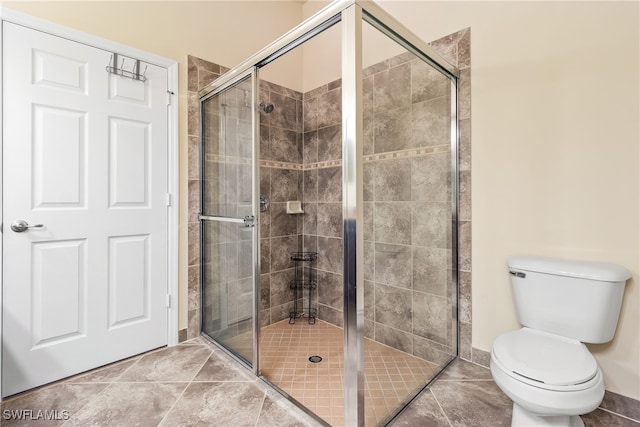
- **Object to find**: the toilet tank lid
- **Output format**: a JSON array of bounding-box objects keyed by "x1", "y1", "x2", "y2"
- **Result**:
[{"x1": 508, "y1": 256, "x2": 631, "y2": 282}]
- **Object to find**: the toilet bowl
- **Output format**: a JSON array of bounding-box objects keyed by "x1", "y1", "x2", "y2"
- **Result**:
[
  {"x1": 490, "y1": 256, "x2": 631, "y2": 427},
  {"x1": 490, "y1": 328, "x2": 604, "y2": 427}
]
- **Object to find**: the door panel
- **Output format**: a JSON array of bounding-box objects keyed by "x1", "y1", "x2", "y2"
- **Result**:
[
  {"x1": 33, "y1": 48, "x2": 88, "y2": 93},
  {"x1": 108, "y1": 235, "x2": 150, "y2": 328},
  {"x1": 32, "y1": 239, "x2": 87, "y2": 347},
  {"x1": 2, "y1": 22, "x2": 169, "y2": 397},
  {"x1": 109, "y1": 118, "x2": 150, "y2": 207},
  {"x1": 33, "y1": 105, "x2": 87, "y2": 208},
  {"x1": 109, "y1": 74, "x2": 148, "y2": 104}
]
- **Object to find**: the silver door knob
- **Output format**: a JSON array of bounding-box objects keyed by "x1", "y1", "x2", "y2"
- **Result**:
[{"x1": 10, "y1": 220, "x2": 44, "y2": 233}]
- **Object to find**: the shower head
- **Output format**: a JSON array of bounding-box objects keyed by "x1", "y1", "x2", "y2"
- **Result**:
[{"x1": 260, "y1": 101, "x2": 274, "y2": 114}]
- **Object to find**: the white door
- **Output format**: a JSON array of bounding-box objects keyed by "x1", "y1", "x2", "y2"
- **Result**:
[{"x1": 2, "y1": 22, "x2": 169, "y2": 397}]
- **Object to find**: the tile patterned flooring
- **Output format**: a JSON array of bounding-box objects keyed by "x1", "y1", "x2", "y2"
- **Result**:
[
  {"x1": 1, "y1": 333, "x2": 637, "y2": 427},
  {"x1": 260, "y1": 320, "x2": 438, "y2": 426},
  {"x1": 0, "y1": 339, "x2": 318, "y2": 427}
]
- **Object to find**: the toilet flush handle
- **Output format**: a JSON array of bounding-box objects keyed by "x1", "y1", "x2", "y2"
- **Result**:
[{"x1": 509, "y1": 270, "x2": 526, "y2": 278}]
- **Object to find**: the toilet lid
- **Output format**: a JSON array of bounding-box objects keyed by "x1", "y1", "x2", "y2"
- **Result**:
[{"x1": 493, "y1": 328, "x2": 598, "y2": 386}]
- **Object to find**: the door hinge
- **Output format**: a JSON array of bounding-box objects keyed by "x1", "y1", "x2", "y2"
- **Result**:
[
  {"x1": 166, "y1": 90, "x2": 174, "y2": 106},
  {"x1": 166, "y1": 193, "x2": 172, "y2": 206},
  {"x1": 166, "y1": 294, "x2": 172, "y2": 308}
]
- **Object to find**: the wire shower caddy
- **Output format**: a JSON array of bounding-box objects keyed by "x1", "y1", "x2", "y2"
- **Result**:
[{"x1": 289, "y1": 252, "x2": 318, "y2": 324}]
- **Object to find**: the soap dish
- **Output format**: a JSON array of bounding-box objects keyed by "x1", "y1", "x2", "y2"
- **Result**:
[{"x1": 286, "y1": 201, "x2": 304, "y2": 214}]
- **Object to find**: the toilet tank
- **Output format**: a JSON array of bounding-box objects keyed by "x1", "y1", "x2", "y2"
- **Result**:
[{"x1": 508, "y1": 256, "x2": 631, "y2": 344}]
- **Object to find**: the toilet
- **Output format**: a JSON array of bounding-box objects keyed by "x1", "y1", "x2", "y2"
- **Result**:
[{"x1": 490, "y1": 256, "x2": 631, "y2": 427}]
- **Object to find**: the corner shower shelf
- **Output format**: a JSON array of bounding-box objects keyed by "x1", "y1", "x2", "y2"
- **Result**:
[{"x1": 289, "y1": 252, "x2": 318, "y2": 325}]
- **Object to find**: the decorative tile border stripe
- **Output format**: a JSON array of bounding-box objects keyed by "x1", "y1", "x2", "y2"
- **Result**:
[
  {"x1": 363, "y1": 144, "x2": 450, "y2": 163},
  {"x1": 207, "y1": 145, "x2": 450, "y2": 170},
  {"x1": 259, "y1": 159, "x2": 344, "y2": 170},
  {"x1": 205, "y1": 154, "x2": 251, "y2": 165},
  {"x1": 260, "y1": 160, "x2": 306, "y2": 170},
  {"x1": 301, "y1": 159, "x2": 342, "y2": 170}
]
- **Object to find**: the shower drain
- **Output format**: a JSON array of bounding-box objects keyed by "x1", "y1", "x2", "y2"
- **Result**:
[{"x1": 308, "y1": 355, "x2": 323, "y2": 363}]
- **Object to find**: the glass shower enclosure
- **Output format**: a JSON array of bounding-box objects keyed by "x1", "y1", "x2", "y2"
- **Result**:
[
  {"x1": 199, "y1": 1, "x2": 458, "y2": 425},
  {"x1": 200, "y1": 75, "x2": 258, "y2": 366}
]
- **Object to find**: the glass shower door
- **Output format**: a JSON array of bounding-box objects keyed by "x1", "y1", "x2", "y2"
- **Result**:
[
  {"x1": 200, "y1": 74, "x2": 258, "y2": 368},
  {"x1": 358, "y1": 14, "x2": 458, "y2": 426}
]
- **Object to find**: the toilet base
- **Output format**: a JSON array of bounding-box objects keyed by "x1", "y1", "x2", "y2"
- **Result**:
[{"x1": 512, "y1": 403, "x2": 585, "y2": 427}]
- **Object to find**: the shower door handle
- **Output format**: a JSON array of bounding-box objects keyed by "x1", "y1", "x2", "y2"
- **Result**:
[
  {"x1": 199, "y1": 214, "x2": 255, "y2": 228},
  {"x1": 243, "y1": 216, "x2": 255, "y2": 228}
]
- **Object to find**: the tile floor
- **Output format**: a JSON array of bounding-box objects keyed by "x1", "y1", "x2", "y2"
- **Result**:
[
  {"x1": 1, "y1": 336, "x2": 637, "y2": 427},
  {"x1": 389, "y1": 361, "x2": 640, "y2": 427},
  {"x1": 0, "y1": 339, "x2": 319, "y2": 427},
  {"x1": 260, "y1": 320, "x2": 440, "y2": 426}
]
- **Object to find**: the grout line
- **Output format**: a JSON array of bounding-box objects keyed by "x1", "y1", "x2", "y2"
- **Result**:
[
  {"x1": 60, "y1": 352, "x2": 155, "y2": 426},
  {"x1": 109, "y1": 354, "x2": 146, "y2": 381},
  {"x1": 59, "y1": 384, "x2": 112, "y2": 426},
  {"x1": 430, "y1": 388, "x2": 454, "y2": 427},
  {"x1": 188, "y1": 346, "x2": 216, "y2": 382},
  {"x1": 458, "y1": 358, "x2": 491, "y2": 371},
  {"x1": 155, "y1": 381, "x2": 191, "y2": 427},
  {"x1": 597, "y1": 407, "x2": 640, "y2": 424},
  {"x1": 254, "y1": 392, "x2": 268, "y2": 427}
]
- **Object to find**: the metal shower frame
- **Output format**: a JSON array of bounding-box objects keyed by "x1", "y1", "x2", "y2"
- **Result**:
[{"x1": 198, "y1": 1, "x2": 460, "y2": 425}]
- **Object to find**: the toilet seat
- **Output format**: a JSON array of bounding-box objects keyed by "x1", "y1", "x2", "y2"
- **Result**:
[{"x1": 492, "y1": 328, "x2": 598, "y2": 391}]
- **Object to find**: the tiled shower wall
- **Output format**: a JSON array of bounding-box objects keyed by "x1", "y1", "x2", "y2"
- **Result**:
[
  {"x1": 301, "y1": 82, "x2": 345, "y2": 326},
  {"x1": 188, "y1": 58, "x2": 314, "y2": 332},
  {"x1": 362, "y1": 51, "x2": 454, "y2": 364},
  {"x1": 298, "y1": 29, "x2": 470, "y2": 365},
  {"x1": 258, "y1": 82, "x2": 305, "y2": 326},
  {"x1": 185, "y1": 28, "x2": 475, "y2": 365},
  {"x1": 186, "y1": 56, "x2": 226, "y2": 341},
  {"x1": 429, "y1": 29, "x2": 474, "y2": 364}
]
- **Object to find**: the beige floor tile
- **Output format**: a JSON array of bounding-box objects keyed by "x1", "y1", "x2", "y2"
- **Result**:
[
  {"x1": 260, "y1": 319, "x2": 439, "y2": 425},
  {"x1": 66, "y1": 382, "x2": 186, "y2": 426},
  {"x1": 0, "y1": 383, "x2": 109, "y2": 427},
  {"x1": 159, "y1": 382, "x2": 264, "y2": 426},
  {"x1": 117, "y1": 345, "x2": 212, "y2": 382}
]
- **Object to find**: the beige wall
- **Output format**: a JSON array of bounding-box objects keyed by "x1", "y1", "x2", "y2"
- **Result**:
[
  {"x1": 1, "y1": 0, "x2": 305, "y2": 334},
  {"x1": 3, "y1": 0, "x2": 638, "y2": 401},
  {"x1": 300, "y1": 0, "x2": 639, "y2": 399},
  {"x1": 367, "y1": 0, "x2": 639, "y2": 399}
]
